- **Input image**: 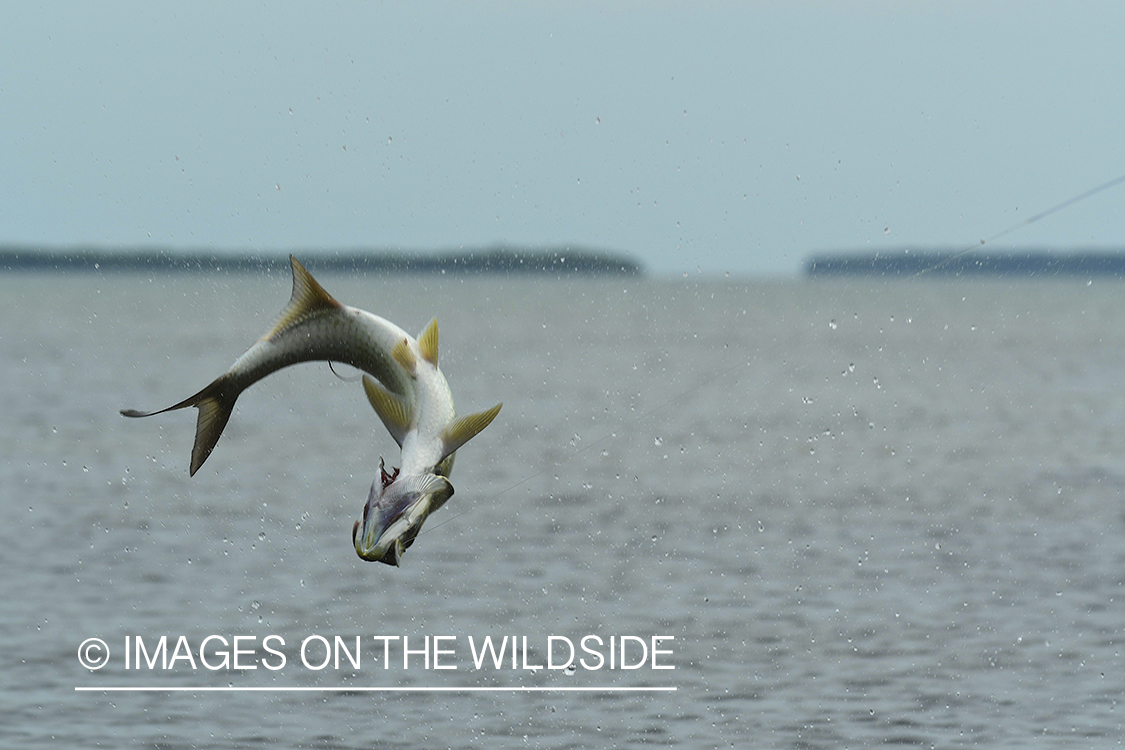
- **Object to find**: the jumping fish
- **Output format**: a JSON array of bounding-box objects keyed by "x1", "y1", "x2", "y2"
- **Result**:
[
  {"x1": 351, "y1": 309, "x2": 501, "y2": 565},
  {"x1": 121, "y1": 256, "x2": 501, "y2": 565}
]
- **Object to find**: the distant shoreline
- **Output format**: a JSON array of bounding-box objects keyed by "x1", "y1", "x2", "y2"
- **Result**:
[
  {"x1": 0, "y1": 246, "x2": 643, "y2": 276},
  {"x1": 806, "y1": 250, "x2": 1125, "y2": 277}
]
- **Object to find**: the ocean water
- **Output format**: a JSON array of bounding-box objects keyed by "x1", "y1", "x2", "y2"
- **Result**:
[{"x1": 4, "y1": 269, "x2": 1125, "y2": 748}]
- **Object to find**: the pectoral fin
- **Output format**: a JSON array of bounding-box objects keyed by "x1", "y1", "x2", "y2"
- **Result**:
[
  {"x1": 362, "y1": 375, "x2": 413, "y2": 447},
  {"x1": 121, "y1": 375, "x2": 237, "y2": 476},
  {"x1": 440, "y1": 403, "x2": 502, "y2": 461}
]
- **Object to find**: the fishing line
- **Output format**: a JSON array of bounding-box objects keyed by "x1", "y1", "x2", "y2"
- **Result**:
[
  {"x1": 327, "y1": 361, "x2": 364, "y2": 382},
  {"x1": 421, "y1": 351, "x2": 754, "y2": 536},
  {"x1": 420, "y1": 170, "x2": 1125, "y2": 539},
  {"x1": 914, "y1": 171, "x2": 1125, "y2": 277}
]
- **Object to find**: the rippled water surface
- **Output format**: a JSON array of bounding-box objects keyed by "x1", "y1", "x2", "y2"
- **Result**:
[{"x1": 4, "y1": 270, "x2": 1125, "y2": 748}]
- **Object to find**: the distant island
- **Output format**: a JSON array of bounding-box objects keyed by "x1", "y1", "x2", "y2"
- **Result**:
[
  {"x1": 0, "y1": 245, "x2": 643, "y2": 276},
  {"x1": 806, "y1": 249, "x2": 1125, "y2": 278}
]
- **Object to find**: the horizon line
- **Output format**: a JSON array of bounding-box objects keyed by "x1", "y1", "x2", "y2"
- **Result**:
[
  {"x1": 0, "y1": 244, "x2": 644, "y2": 276},
  {"x1": 76, "y1": 685, "x2": 676, "y2": 693}
]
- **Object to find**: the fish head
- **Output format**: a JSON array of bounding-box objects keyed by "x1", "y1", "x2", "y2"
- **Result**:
[{"x1": 352, "y1": 468, "x2": 454, "y2": 565}]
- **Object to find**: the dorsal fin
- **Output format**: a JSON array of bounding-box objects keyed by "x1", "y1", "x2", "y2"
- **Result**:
[
  {"x1": 392, "y1": 338, "x2": 417, "y2": 374},
  {"x1": 263, "y1": 256, "x2": 343, "y2": 341},
  {"x1": 440, "y1": 403, "x2": 502, "y2": 462},
  {"x1": 418, "y1": 318, "x2": 439, "y2": 366},
  {"x1": 362, "y1": 375, "x2": 413, "y2": 446}
]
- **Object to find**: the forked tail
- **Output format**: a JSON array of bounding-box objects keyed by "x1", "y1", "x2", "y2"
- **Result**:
[{"x1": 121, "y1": 375, "x2": 237, "y2": 476}]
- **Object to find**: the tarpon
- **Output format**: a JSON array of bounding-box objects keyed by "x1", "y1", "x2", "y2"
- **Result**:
[{"x1": 122, "y1": 256, "x2": 501, "y2": 565}]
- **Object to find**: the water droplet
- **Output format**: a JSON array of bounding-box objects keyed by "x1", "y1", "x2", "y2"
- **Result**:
[{"x1": 564, "y1": 663, "x2": 577, "y2": 675}]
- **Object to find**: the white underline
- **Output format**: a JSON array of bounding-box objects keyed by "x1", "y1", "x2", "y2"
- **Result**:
[{"x1": 75, "y1": 686, "x2": 676, "y2": 693}]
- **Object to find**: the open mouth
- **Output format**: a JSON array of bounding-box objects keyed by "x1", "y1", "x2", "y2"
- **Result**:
[
  {"x1": 354, "y1": 492, "x2": 413, "y2": 563},
  {"x1": 353, "y1": 472, "x2": 452, "y2": 565}
]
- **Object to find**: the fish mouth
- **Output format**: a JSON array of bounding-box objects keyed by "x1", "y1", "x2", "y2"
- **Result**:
[
  {"x1": 377, "y1": 536, "x2": 405, "y2": 566},
  {"x1": 352, "y1": 472, "x2": 454, "y2": 566},
  {"x1": 352, "y1": 517, "x2": 406, "y2": 565},
  {"x1": 354, "y1": 510, "x2": 417, "y2": 566}
]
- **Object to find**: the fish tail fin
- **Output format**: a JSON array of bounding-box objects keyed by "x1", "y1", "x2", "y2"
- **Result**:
[
  {"x1": 120, "y1": 257, "x2": 333, "y2": 477},
  {"x1": 121, "y1": 375, "x2": 238, "y2": 476},
  {"x1": 440, "y1": 403, "x2": 502, "y2": 462}
]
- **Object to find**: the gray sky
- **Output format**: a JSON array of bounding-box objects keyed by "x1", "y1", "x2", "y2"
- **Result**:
[{"x1": 3, "y1": 1, "x2": 1123, "y2": 277}]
